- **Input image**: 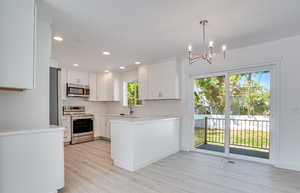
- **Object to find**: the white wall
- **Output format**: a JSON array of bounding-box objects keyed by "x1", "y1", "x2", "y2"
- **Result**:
[
  {"x1": 180, "y1": 35, "x2": 300, "y2": 171},
  {"x1": 0, "y1": 2, "x2": 51, "y2": 129}
]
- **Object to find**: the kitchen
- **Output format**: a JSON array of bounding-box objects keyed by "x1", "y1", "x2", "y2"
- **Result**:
[
  {"x1": 2, "y1": 1, "x2": 300, "y2": 193},
  {"x1": 53, "y1": 58, "x2": 182, "y2": 143},
  {"x1": 50, "y1": 57, "x2": 182, "y2": 171}
]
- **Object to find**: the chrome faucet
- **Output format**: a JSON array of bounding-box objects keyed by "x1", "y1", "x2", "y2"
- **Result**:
[{"x1": 129, "y1": 105, "x2": 134, "y2": 115}]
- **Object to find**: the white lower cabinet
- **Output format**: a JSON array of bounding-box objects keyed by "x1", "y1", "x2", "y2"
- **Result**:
[
  {"x1": 61, "y1": 117, "x2": 71, "y2": 143},
  {"x1": 93, "y1": 116, "x2": 103, "y2": 138},
  {"x1": 95, "y1": 116, "x2": 112, "y2": 139},
  {"x1": 103, "y1": 117, "x2": 111, "y2": 139}
]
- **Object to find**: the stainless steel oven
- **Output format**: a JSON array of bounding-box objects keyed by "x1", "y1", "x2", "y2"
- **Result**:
[
  {"x1": 63, "y1": 106, "x2": 94, "y2": 144},
  {"x1": 71, "y1": 114, "x2": 94, "y2": 144},
  {"x1": 67, "y1": 83, "x2": 90, "y2": 97}
]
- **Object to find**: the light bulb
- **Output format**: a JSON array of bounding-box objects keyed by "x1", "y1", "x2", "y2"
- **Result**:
[
  {"x1": 188, "y1": 45, "x2": 192, "y2": 52},
  {"x1": 222, "y1": 45, "x2": 227, "y2": 51},
  {"x1": 209, "y1": 41, "x2": 214, "y2": 48},
  {"x1": 53, "y1": 36, "x2": 63, "y2": 41}
]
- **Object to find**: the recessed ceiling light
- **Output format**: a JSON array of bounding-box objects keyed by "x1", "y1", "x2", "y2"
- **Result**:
[
  {"x1": 53, "y1": 36, "x2": 63, "y2": 41},
  {"x1": 73, "y1": 63, "x2": 79, "y2": 67},
  {"x1": 120, "y1": 66, "x2": 125, "y2": 70},
  {"x1": 102, "y1": 51, "x2": 111, "y2": 55},
  {"x1": 135, "y1": 61, "x2": 141, "y2": 65},
  {"x1": 104, "y1": 70, "x2": 109, "y2": 73}
]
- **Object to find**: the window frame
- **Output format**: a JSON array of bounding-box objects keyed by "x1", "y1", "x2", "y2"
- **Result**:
[{"x1": 123, "y1": 80, "x2": 143, "y2": 107}]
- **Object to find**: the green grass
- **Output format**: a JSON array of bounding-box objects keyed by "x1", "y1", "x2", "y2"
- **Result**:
[{"x1": 195, "y1": 127, "x2": 270, "y2": 151}]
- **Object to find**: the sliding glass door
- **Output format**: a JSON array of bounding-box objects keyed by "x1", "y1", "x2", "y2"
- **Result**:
[
  {"x1": 194, "y1": 75, "x2": 226, "y2": 153},
  {"x1": 229, "y1": 71, "x2": 271, "y2": 159},
  {"x1": 194, "y1": 69, "x2": 271, "y2": 159}
]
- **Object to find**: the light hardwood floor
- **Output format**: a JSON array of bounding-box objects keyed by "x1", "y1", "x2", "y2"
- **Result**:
[{"x1": 59, "y1": 140, "x2": 300, "y2": 193}]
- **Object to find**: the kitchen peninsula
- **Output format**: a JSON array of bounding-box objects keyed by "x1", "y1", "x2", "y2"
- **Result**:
[{"x1": 110, "y1": 116, "x2": 180, "y2": 172}]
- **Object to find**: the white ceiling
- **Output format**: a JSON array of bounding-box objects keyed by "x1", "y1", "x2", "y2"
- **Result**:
[{"x1": 44, "y1": 0, "x2": 300, "y2": 72}]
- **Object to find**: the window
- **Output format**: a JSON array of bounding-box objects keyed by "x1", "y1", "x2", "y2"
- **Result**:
[{"x1": 123, "y1": 81, "x2": 142, "y2": 106}]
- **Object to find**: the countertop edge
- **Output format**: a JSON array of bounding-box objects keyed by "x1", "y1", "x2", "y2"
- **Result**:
[
  {"x1": 0, "y1": 126, "x2": 65, "y2": 137},
  {"x1": 109, "y1": 117, "x2": 181, "y2": 124}
]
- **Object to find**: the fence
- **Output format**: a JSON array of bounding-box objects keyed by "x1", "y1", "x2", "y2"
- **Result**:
[{"x1": 195, "y1": 117, "x2": 270, "y2": 150}]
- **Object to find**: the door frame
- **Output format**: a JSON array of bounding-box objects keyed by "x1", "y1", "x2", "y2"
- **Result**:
[{"x1": 191, "y1": 62, "x2": 280, "y2": 165}]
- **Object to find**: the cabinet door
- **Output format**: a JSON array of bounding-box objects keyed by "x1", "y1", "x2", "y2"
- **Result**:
[
  {"x1": 105, "y1": 118, "x2": 111, "y2": 138},
  {"x1": 0, "y1": 0, "x2": 35, "y2": 89},
  {"x1": 147, "y1": 60, "x2": 180, "y2": 100},
  {"x1": 96, "y1": 72, "x2": 113, "y2": 101},
  {"x1": 96, "y1": 73, "x2": 105, "y2": 101},
  {"x1": 93, "y1": 117, "x2": 101, "y2": 137},
  {"x1": 88, "y1": 72, "x2": 97, "y2": 101},
  {"x1": 67, "y1": 70, "x2": 89, "y2": 85},
  {"x1": 148, "y1": 64, "x2": 162, "y2": 99},
  {"x1": 61, "y1": 118, "x2": 71, "y2": 143},
  {"x1": 104, "y1": 73, "x2": 113, "y2": 100},
  {"x1": 160, "y1": 61, "x2": 180, "y2": 99},
  {"x1": 112, "y1": 72, "x2": 120, "y2": 101},
  {"x1": 138, "y1": 65, "x2": 149, "y2": 100}
]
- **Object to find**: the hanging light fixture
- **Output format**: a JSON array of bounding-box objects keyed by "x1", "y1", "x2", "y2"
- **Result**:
[{"x1": 187, "y1": 20, "x2": 227, "y2": 64}]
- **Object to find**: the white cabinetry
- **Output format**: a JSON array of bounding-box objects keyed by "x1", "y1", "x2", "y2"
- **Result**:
[
  {"x1": 138, "y1": 65, "x2": 150, "y2": 100},
  {"x1": 93, "y1": 116, "x2": 101, "y2": 137},
  {"x1": 88, "y1": 72, "x2": 97, "y2": 101},
  {"x1": 138, "y1": 59, "x2": 180, "y2": 100},
  {"x1": 67, "y1": 70, "x2": 89, "y2": 85},
  {"x1": 61, "y1": 116, "x2": 71, "y2": 143},
  {"x1": 63, "y1": 69, "x2": 120, "y2": 101},
  {"x1": 103, "y1": 117, "x2": 111, "y2": 138},
  {"x1": 0, "y1": 0, "x2": 36, "y2": 89},
  {"x1": 96, "y1": 72, "x2": 120, "y2": 101},
  {"x1": 96, "y1": 116, "x2": 113, "y2": 139}
]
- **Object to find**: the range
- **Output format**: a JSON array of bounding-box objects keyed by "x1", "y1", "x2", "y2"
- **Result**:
[{"x1": 63, "y1": 106, "x2": 94, "y2": 144}]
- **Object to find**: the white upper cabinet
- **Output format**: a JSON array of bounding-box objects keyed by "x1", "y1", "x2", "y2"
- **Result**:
[
  {"x1": 138, "y1": 65, "x2": 150, "y2": 100},
  {"x1": 138, "y1": 59, "x2": 180, "y2": 100},
  {"x1": 96, "y1": 72, "x2": 120, "y2": 101},
  {"x1": 67, "y1": 70, "x2": 89, "y2": 85},
  {"x1": 112, "y1": 72, "x2": 120, "y2": 101},
  {"x1": 0, "y1": 0, "x2": 36, "y2": 89},
  {"x1": 88, "y1": 72, "x2": 97, "y2": 101}
]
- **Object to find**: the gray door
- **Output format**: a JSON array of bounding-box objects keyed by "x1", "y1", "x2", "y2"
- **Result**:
[{"x1": 49, "y1": 67, "x2": 59, "y2": 125}]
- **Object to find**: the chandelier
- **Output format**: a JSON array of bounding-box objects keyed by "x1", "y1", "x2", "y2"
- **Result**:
[{"x1": 187, "y1": 20, "x2": 227, "y2": 64}]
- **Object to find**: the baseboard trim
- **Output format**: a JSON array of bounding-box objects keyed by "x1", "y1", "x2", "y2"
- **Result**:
[
  {"x1": 133, "y1": 149, "x2": 179, "y2": 171},
  {"x1": 275, "y1": 162, "x2": 300, "y2": 172},
  {"x1": 95, "y1": 136, "x2": 111, "y2": 142},
  {"x1": 113, "y1": 149, "x2": 179, "y2": 172}
]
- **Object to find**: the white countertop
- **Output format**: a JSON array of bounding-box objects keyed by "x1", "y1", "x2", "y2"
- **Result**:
[
  {"x1": 0, "y1": 125, "x2": 64, "y2": 137},
  {"x1": 109, "y1": 116, "x2": 180, "y2": 123}
]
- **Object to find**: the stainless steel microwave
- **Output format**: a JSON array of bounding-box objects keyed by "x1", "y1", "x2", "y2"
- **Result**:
[{"x1": 66, "y1": 83, "x2": 90, "y2": 97}]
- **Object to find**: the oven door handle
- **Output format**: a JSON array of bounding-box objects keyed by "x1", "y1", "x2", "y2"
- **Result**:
[{"x1": 72, "y1": 117, "x2": 94, "y2": 121}]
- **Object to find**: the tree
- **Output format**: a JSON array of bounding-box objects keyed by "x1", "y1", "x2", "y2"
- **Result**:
[
  {"x1": 194, "y1": 72, "x2": 270, "y2": 116},
  {"x1": 194, "y1": 76, "x2": 225, "y2": 114}
]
